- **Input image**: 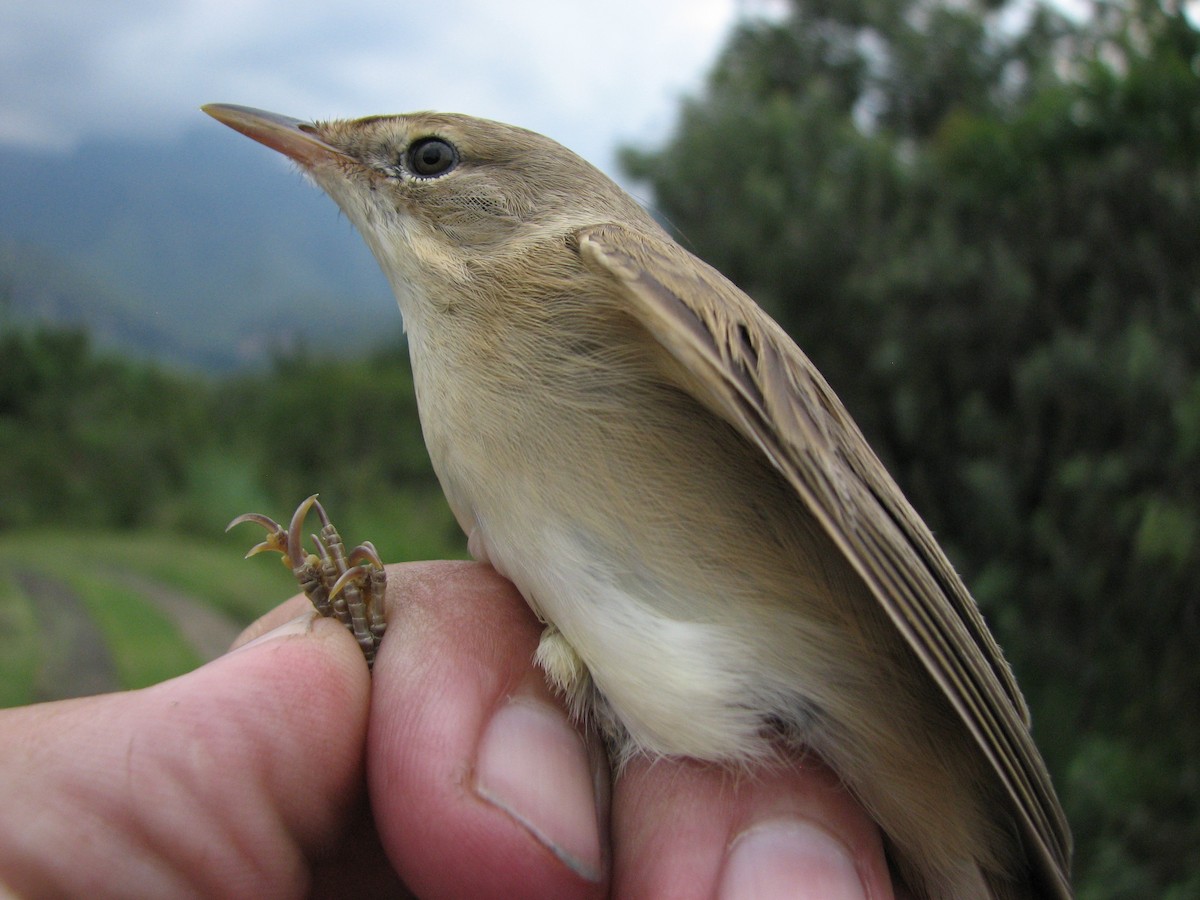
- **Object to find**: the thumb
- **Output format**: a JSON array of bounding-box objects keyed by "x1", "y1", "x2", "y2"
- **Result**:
[{"x1": 0, "y1": 611, "x2": 370, "y2": 898}]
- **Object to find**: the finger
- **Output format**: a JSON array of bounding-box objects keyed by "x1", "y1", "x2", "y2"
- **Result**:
[
  {"x1": 612, "y1": 753, "x2": 895, "y2": 899},
  {"x1": 0, "y1": 613, "x2": 371, "y2": 898},
  {"x1": 367, "y1": 561, "x2": 609, "y2": 900}
]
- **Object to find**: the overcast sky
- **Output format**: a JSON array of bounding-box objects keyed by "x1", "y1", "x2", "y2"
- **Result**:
[{"x1": 0, "y1": 0, "x2": 763, "y2": 177}]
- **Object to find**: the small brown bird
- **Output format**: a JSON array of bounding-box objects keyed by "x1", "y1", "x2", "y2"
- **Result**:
[{"x1": 204, "y1": 103, "x2": 1072, "y2": 899}]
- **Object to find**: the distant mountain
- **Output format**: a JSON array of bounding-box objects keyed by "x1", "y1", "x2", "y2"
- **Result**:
[{"x1": 0, "y1": 127, "x2": 401, "y2": 370}]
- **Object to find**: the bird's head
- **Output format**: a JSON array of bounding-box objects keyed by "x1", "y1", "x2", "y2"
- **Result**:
[{"x1": 202, "y1": 104, "x2": 659, "y2": 315}]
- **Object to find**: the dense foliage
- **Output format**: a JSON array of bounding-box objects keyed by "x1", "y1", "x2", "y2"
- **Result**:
[
  {"x1": 624, "y1": 1, "x2": 1199, "y2": 895},
  {"x1": 0, "y1": 327, "x2": 462, "y2": 563},
  {"x1": 0, "y1": 328, "x2": 208, "y2": 528}
]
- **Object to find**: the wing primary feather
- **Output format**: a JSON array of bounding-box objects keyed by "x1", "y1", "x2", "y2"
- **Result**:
[{"x1": 576, "y1": 223, "x2": 1072, "y2": 894}]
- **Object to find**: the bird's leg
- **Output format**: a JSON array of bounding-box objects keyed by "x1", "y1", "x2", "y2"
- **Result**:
[
  {"x1": 227, "y1": 494, "x2": 387, "y2": 667},
  {"x1": 330, "y1": 542, "x2": 388, "y2": 665},
  {"x1": 534, "y1": 623, "x2": 592, "y2": 714}
]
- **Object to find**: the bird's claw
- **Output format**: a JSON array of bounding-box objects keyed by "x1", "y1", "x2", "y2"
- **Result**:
[{"x1": 228, "y1": 495, "x2": 387, "y2": 666}]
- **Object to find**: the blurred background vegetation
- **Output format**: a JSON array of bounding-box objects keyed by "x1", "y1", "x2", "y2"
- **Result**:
[{"x1": 1, "y1": 0, "x2": 1196, "y2": 896}]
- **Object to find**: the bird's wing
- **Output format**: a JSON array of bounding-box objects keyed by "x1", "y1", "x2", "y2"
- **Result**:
[{"x1": 576, "y1": 222, "x2": 1072, "y2": 896}]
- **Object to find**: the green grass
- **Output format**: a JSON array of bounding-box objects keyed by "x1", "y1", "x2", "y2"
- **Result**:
[
  {"x1": 0, "y1": 529, "x2": 295, "y2": 622},
  {"x1": 338, "y1": 486, "x2": 468, "y2": 564},
  {"x1": 0, "y1": 528, "x2": 301, "y2": 707},
  {"x1": 69, "y1": 571, "x2": 202, "y2": 689},
  {"x1": 0, "y1": 572, "x2": 38, "y2": 707},
  {"x1": 0, "y1": 516, "x2": 468, "y2": 709}
]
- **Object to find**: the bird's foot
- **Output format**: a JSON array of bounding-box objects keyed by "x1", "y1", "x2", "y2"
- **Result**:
[{"x1": 228, "y1": 494, "x2": 387, "y2": 666}]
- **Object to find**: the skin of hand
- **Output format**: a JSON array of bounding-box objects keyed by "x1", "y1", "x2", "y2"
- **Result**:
[{"x1": 0, "y1": 562, "x2": 896, "y2": 899}]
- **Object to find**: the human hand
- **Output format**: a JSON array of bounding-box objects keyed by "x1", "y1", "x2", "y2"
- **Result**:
[{"x1": 0, "y1": 562, "x2": 896, "y2": 898}]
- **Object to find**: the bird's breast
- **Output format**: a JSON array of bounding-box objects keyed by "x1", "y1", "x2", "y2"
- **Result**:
[{"x1": 406, "y1": 318, "x2": 869, "y2": 759}]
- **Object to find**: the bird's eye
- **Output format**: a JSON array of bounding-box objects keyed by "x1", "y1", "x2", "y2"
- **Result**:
[{"x1": 408, "y1": 138, "x2": 458, "y2": 177}]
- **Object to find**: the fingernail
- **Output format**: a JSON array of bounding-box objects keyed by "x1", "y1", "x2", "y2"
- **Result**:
[
  {"x1": 719, "y1": 819, "x2": 866, "y2": 900},
  {"x1": 232, "y1": 613, "x2": 316, "y2": 654},
  {"x1": 474, "y1": 697, "x2": 603, "y2": 883}
]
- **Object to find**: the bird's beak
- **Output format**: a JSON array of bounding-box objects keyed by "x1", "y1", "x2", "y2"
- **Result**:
[{"x1": 202, "y1": 104, "x2": 348, "y2": 167}]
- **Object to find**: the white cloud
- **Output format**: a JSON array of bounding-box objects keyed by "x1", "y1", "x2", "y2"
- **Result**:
[{"x1": 0, "y1": 0, "x2": 737, "y2": 174}]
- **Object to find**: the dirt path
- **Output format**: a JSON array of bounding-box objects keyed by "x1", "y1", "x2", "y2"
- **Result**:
[
  {"x1": 15, "y1": 567, "x2": 245, "y2": 703},
  {"x1": 17, "y1": 570, "x2": 120, "y2": 702},
  {"x1": 108, "y1": 571, "x2": 243, "y2": 661}
]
